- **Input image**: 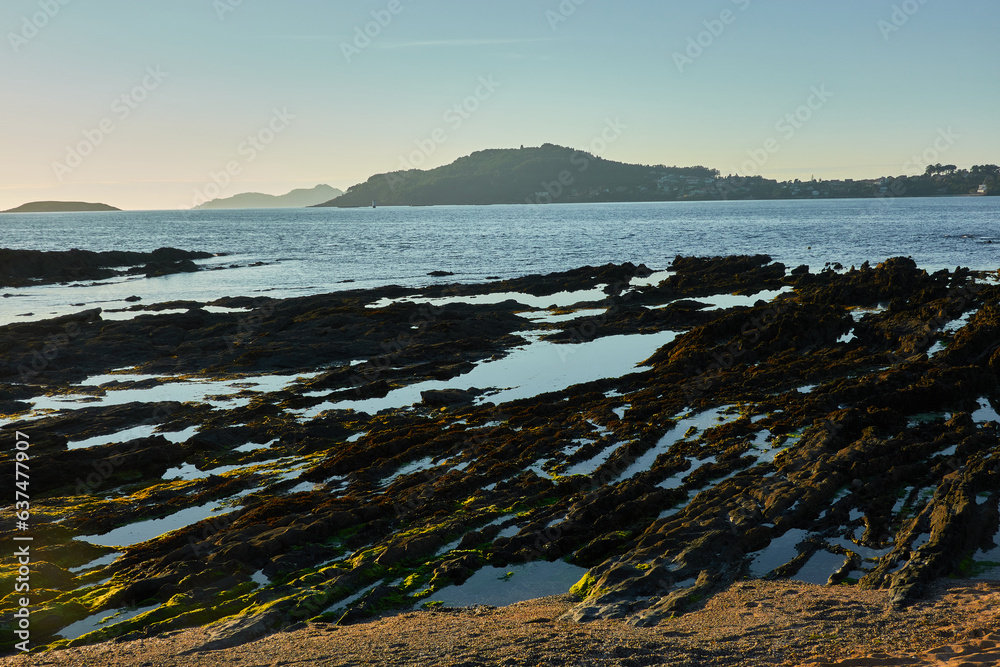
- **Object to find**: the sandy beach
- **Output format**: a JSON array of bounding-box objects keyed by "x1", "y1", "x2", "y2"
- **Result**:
[{"x1": 5, "y1": 579, "x2": 1000, "y2": 666}]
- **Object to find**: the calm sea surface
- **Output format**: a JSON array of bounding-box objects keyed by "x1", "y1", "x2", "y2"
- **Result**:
[{"x1": 1, "y1": 197, "x2": 998, "y2": 325}]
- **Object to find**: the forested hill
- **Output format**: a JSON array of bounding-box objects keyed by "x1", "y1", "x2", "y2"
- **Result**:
[{"x1": 315, "y1": 144, "x2": 718, "y2": 207}]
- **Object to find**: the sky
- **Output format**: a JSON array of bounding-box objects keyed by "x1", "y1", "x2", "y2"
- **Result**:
[{"x1": 1, "y1": 0, "x2": 998, "y2": 210}]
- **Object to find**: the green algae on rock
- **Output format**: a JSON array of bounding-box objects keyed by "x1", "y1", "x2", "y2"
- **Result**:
[{"x1": 3, "y1": 256, "x2": 1000, "y2": 654}]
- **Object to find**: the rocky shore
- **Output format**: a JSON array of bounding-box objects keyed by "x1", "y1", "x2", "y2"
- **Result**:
[
  {"x1": 2, "y1": 254, "x2": 999, "y2": 658},
  {"x1": 0, "y1": 247, "x2": 218, "y2": 288}
]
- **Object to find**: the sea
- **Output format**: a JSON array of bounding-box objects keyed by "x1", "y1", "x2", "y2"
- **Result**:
[{"x1": 1, "y1": 196, "x2": 998, "y2": 326}]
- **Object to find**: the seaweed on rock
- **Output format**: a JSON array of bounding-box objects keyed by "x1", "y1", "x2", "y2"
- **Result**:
[{"x1": 3, "y1": 256, "x2": 1000, "y2": 653}]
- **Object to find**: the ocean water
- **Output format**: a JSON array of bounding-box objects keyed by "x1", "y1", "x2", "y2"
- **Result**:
[
  {"x1": 5, "y1": 197, "x2": 1000, "y2": 616},
  {"x1": 1, "y1": 197, "x2": 998, "y2": 325}
]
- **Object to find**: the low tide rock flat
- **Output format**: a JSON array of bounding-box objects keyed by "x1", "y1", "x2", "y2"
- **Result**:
[{"x1": 2, "y1": 255, "x2": 1000, "y2": 655}]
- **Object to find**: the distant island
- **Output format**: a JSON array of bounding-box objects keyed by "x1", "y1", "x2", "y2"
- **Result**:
[
  {"x1": 2, "y1": 201, "x2": 121, "y2": 213},
  {"x1": 315, "y1": 144, "x2": 999, "y2": 207},
  {"x1": 194, "y1": 185, "x2": 343, "y2": 210}
]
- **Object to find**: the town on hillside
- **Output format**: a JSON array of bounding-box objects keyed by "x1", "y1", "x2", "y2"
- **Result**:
[{"x1": 575, "y1": 163, "x2": 999, "y2": 203}]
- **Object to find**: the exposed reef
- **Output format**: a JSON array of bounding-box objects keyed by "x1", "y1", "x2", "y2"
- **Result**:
[
  {"x1": 0, "y1": 247, "x2": 219, "y2": 288},
  {"x1": 2, "y1": 255, "x2": 1000, "y2": 654}
]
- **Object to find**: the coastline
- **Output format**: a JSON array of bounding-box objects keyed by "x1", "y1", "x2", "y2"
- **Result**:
[
  {"x1": 2, "y1": 255, "x2": 1000, "y2": 659},
  {"x1": 5, "y1": 580, "x2": 1000, "y2": 666}
]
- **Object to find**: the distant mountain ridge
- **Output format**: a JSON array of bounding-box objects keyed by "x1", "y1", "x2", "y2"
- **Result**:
[
  {"x1": 193, "y1": 185, "x2": 343, "y2": 210},
  {"x1": 3, "y1": 201, "x2": 121, "y2": 213}
]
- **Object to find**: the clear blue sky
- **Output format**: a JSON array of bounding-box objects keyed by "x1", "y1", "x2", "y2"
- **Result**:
[{"x1": 2, "y1": 0, "x2": 997, "y2": 209}]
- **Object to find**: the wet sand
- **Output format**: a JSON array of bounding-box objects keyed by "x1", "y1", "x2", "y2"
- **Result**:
[{"x1": 5, "y1": 580, "x2": 1000, "y2": 666}]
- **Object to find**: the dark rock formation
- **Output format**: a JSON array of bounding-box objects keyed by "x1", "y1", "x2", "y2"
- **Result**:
[
  {"x1": 0, "y1": 247, "x2": 217, "y2": 287},
  {"x1": 3, "y1": 256, "x2": 1000, "y2": 654}
]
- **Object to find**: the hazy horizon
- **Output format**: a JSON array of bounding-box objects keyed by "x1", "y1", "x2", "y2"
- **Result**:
[{"x1": 3, "y1": 0, "x2": 998, "y2": 211}]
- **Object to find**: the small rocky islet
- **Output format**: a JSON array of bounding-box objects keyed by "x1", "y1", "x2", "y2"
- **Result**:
[
  {"x1": 2, "y1": 254, "x2": 1000, "y2": 655},
  {"x1": 1, "y1": 202, "x2": 122, "y2": 214},
  {"x1": 0, "y1": 247, "x2": 220, "y2": 289}
]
